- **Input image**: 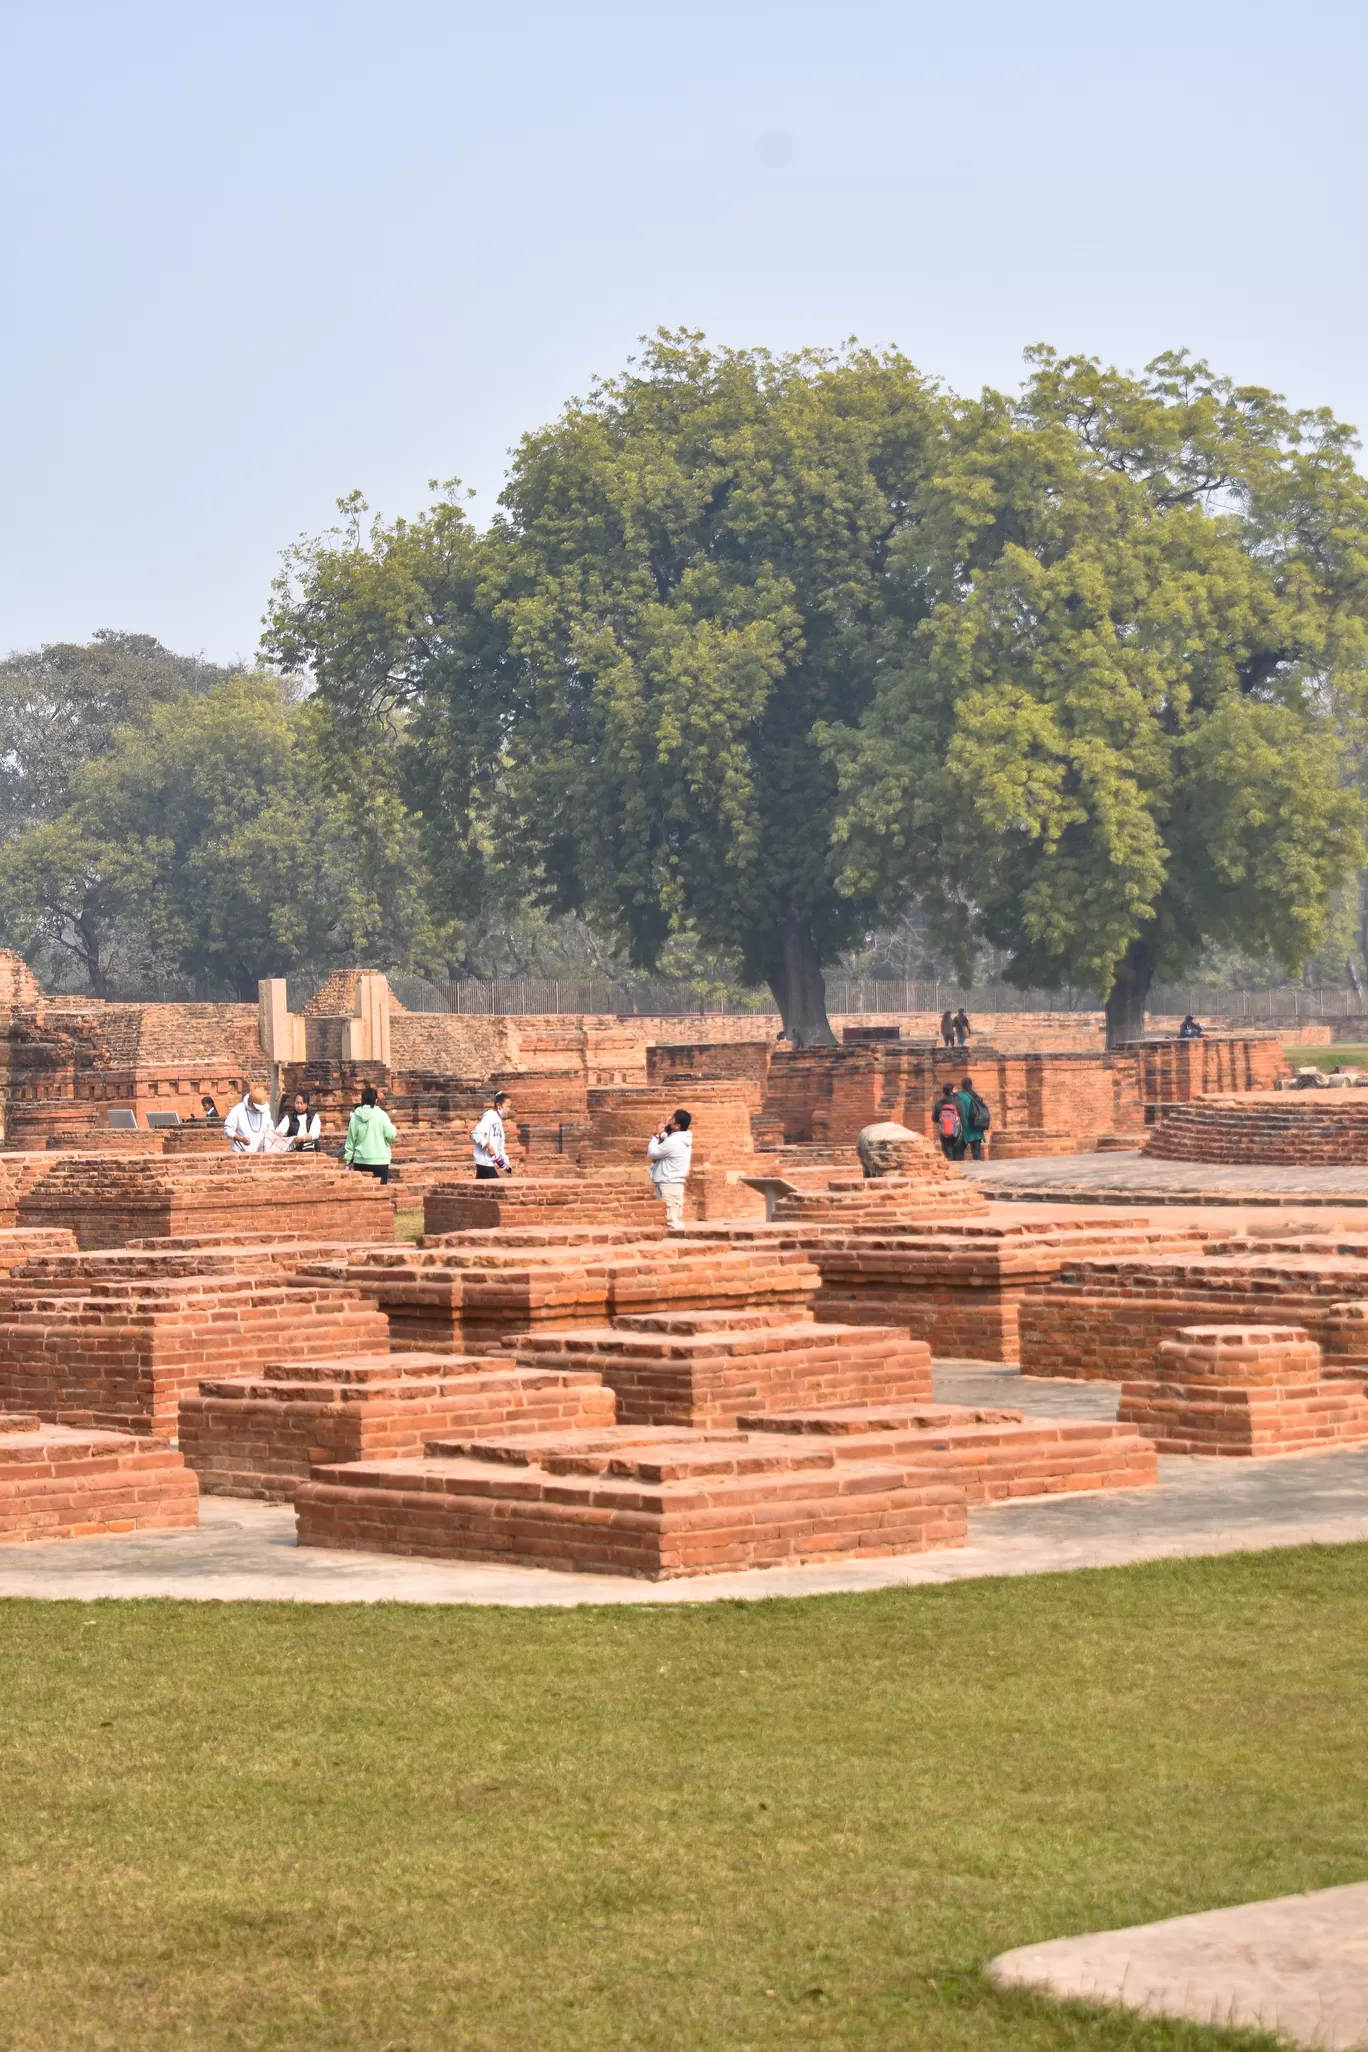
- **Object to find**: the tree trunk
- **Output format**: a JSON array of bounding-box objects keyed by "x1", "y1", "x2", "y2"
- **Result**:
[
  {"x1": 1103, "y1": 938, "x2": 1155, "y2": 1050},
  {"x1": 77, "y1": 914, "x2": 108, "y2": 1000},
  {"x1": 765, "y1": 909, "x2": 837, "y2": 1047}
]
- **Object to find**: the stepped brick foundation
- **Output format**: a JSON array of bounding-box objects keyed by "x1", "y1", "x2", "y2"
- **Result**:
[
  {"x1": 768, "y1": 1169, "x2": 987, "y2": 1225},
  {"x1": 0, "y1": 1414, "x2": 199, "y2": 1543},
  {"x1": 1146, "y1": 1095, "x2": 1368, "y2": 1164},
  {"x1": 0, "y1": 1273, "x2": 390, "y2": 1437},
  {"x1": 423, "y1": 1174, "x2": 663, "y2": 1235},
  {"x1": 1017, "y1": 1235, "x2": 1368, "y2": 1380},
  {"x1": 742, "y1": 1403, "x2": 1159, "y2": 1501},
  {"x1": 1118, "y1": 1325, "x2": 1368, "y2": 1455},
  {"x1": 12, "y1": 1155, "x2": 394, "y2": 1248},
  {"x1": 295, "y1": 1424, "x2": 967, "y2": 1578},
  {"x1": 180, "y1": 1351, "x2": 616, "y2": 1500},
  {"x1": 306, "y1": 1228, "x2": 821, "y2": 1354},
  {"x1": 683, "y1": 1215, "x2": 1215, "y2": 1364},
  {"x1": 0, "y1": 1226, "x2": 78, "y2": 1270},
  {"x1": 512, "y1": 1308, "x2": 934, "y2": 1428}
]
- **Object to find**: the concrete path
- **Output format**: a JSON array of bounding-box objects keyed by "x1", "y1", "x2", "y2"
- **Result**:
[
  {"x1": 0, "y1": 1365, "x2": 1364, "y2": 1606},
  {"x1": 990, "y1": 1882, "x2": 1368, "y2": 2049},
  {"x1": 971, "y1": 1152, "x2": 1368, "y2": 1206}
]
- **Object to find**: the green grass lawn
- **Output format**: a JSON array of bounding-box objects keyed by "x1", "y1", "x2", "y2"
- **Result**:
[
  {"x1": 3, "y1": 1548, "x2": 1366, "y2": 2051},
  {"x1": 1282, "y1": 1042, "x2": 1368, "y2": 1071}
]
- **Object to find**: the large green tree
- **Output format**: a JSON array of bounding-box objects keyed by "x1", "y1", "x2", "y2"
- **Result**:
[
  {"x1": 0, "y1": 630, "x2": 232, "y2": 833},
  {"x1": 267, "y1": 335, "x2": 945, "y2": 1041},
  {"x1": 0, "y1": 674, "x2": 436, "y2": 997},
  {"x1": 823, "y1": 350, "x2": 1368, "y2": 1044}
]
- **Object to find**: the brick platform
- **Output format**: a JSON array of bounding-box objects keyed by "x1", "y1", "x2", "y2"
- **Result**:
[
  {"x1": 423, "y1": 1174, "x2": 663, "y2": 1235},
  {"x1": 512, "y1": 1309, "x2": 934, "y2": 1427},
  {"x1": 0, "y1": 1414, "x2": 199, "y2": 1543},
  {"x1": 1145, "y1": 1095, "x2": 1368, "y2": 1165},
  {"x1": 1118, "y1": 1325, "x2": 1368, "y2": 1456},
  {"x1": 741, "y1": 1403, "x2": 1159, "y2": 1501},
  {"x1": 180, "y1": 1351, "x2": 616, "y2": 1500},
  {"x1": 12, "y1": 1155, "x2": 394, "y2": 1248},
  {"x1": 306, "y1": 1228, "x2": 821, "y2": 1354},
  {"x1": 0, "y1": 1226, "x2": 78, "y2": 1270},
  {"x1": 1016, "y1": 1234, "x2": 1368, "y2": 1379},
  {"x1": 0, "y1": 1273, "x2": 390, "y2": 1437},
  {"x1": 681, "y1": 1216, "x2": 1215, "y2": 1364},
  {"x1": 769, "y1": 1167, "x2": 989, "y2": 1224},
  {"x1": 295, "y1": 1424, "x2": 967, "y2": 1578}
]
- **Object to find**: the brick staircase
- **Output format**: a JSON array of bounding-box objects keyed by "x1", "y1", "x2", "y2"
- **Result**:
[
  {"x1": 0, "y1": 1413, "x2": 199, "y2": 1543},
  {"x1": 295, "y1": 1424, "x2": 969, "y2": 1578},
  {"x1": 180, "y1": 1350, "x2": 616, "y2": 1500}
]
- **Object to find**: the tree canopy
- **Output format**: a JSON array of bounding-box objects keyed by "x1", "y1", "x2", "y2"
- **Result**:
[
  {"x1": 23, "y1": 342, "x2": 1362, "y2": 1026},
  {"x1": 0, "y1": 630, "x2": 232, "y2": 832},
  {"x1": 267, "y1": 333, "x2": 945, "y2": 1040},
  {"x1": 0, "y1": 672, "x2": 435, "y2": 997},
  {"x1": 822, "y1": 349, "x2": 1368, "y2": 1042}
]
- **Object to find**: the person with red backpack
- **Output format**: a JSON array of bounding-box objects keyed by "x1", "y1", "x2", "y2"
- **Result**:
[
  {"x1": 935, "y1": 1083, "x2": 965, "y2": 1161},
  {"x1": 956, "y1": 1076, "x2": 991, "y2": 1161}
]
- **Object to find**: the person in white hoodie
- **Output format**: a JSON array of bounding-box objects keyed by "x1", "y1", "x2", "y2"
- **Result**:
[
  {"x1": 472, "y1": 1092, "x2": 514, "y2": 1179},
  {"x1": 223, "y1": 1083, "x2": 274, "y2": 1153},
  {"x1": 646, "y1": 1107, "x2": 692, "y2": 1229}
]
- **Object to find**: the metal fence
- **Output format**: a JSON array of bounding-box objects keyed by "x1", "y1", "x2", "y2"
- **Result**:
[
  {"x1": 380, "y1": 976, "x2": 1106, "y2": 1017},
  {"x1": 381, "y1": 975, "x2": 1368, "y2": 1020},
  {"x1": 75, "y1": 968, "x2": 1368, "y2": 1021},
  {"x1": 1147, "y1": 984, "x2": 1364, "y2": 1022}
]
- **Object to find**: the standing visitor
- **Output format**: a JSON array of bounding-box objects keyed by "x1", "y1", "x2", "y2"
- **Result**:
[
  {"x1": 956, "y1": 1076, "x2": 991, "y2": 1161},
  {"x1": 277, "y1": 1091, "x2": 321, "y2": 1152},
  {"x1": 223, "y1": 1083, "x2": 274, "y2": 1153},
  {"x1": 344, "y1": 1085, "x2": 396, "y2": 1185},
  {"x1": 472, "y1": 1092, "x2": 514, "y2": 1179},
  {"x1": 954, "y1": 1007, "x2": 971, "y2": 1048},
  {"x1": 646, "y1": 1108, "x2": 693, "y2": 1229},
  {"x1": 935, "y1": 1083, "x2": 965, "y2": 1161},
  {"x1": 939, "y1": 1009, "x2": 955, "y2": 1048}
]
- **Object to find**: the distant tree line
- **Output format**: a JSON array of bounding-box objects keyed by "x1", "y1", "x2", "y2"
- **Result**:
[{"x1": 6, "y1": 334, "x2": 1368, "y2": 1041}]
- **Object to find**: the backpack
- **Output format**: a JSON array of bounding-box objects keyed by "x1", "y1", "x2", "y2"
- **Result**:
[
  {"x1": 968, "y1": 1090, "x2": 991, "y2": 1131},
  {"x1": 936, "y1": 1099, "x2": 963, "y2": 1142}
]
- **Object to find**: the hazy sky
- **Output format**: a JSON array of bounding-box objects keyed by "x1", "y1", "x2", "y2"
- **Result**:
[{"x1": 3, "y1": 0, "x2": 1366, "y2": 662}]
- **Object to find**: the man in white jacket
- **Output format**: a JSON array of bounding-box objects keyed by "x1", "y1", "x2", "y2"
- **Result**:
[
  {"x1": 472, "y1": 1092, "x2": 514, "y2": 1179},
  {"x1": 646, "y1": 1107, "x2": 692, "y2": 1229},
  {"x1": 223, "y1": 1083, "x2": 274, "y2": 1153}
]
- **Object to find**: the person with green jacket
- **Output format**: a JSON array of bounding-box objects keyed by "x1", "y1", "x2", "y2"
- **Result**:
[
  {"x1": 955, "y1": 1076, "x2": 989, "y2": 1161},
  {"x1": 343, "y1": 1085, "x2": 397, "y2": 1186}
]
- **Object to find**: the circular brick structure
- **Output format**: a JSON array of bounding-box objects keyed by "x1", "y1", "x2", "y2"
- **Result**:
[{"x1": 1145, "y1": 1095, "x2": 1368, "y2": 1165}]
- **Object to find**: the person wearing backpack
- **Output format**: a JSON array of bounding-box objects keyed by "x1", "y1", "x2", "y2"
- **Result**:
[
  {"x1": 935, "y1": 1083, "x2": 965, "y2": 1161},
  {"x1": 956, "y1": 1076, "x2": 991, "y2": 1161}
]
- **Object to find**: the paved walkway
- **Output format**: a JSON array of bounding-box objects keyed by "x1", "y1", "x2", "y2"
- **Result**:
[
  {"x1": 1, "y1": 1365, "x2": 1364, "y2": 1606},
  {"x1": 972, "y1": 1152, "x2": 1368, "y2": 1206},
  {"x1": 991, "y1": 1882, "x2": 1368, "y2": 2050}
]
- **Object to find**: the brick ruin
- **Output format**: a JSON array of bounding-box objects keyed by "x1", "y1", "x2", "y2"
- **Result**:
[
  {"x1": 1015, "y1": 1224, "x2": 1368, "y2": 1382},
  {"x1": 1146, "y1": 1094, "x2": 1368, "y2": 1164},
  {"x1": 0, "y1": 955, "x2": 1357, "y2": 1572},
  {"x1": 0, "y1": 1413, "x2": 198, "y2": 1545},
  {"x1": 1118, "y1": 1325, "x2": 1368, "y2": 1456},
  {"x1": 0, "y1": 958, "x2": 1285, "y2": 1183}
]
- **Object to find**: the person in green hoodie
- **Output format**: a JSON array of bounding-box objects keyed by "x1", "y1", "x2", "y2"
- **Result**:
[{"x1": 343, "y1": 1084, "x2": 397, "y2": 1186}]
